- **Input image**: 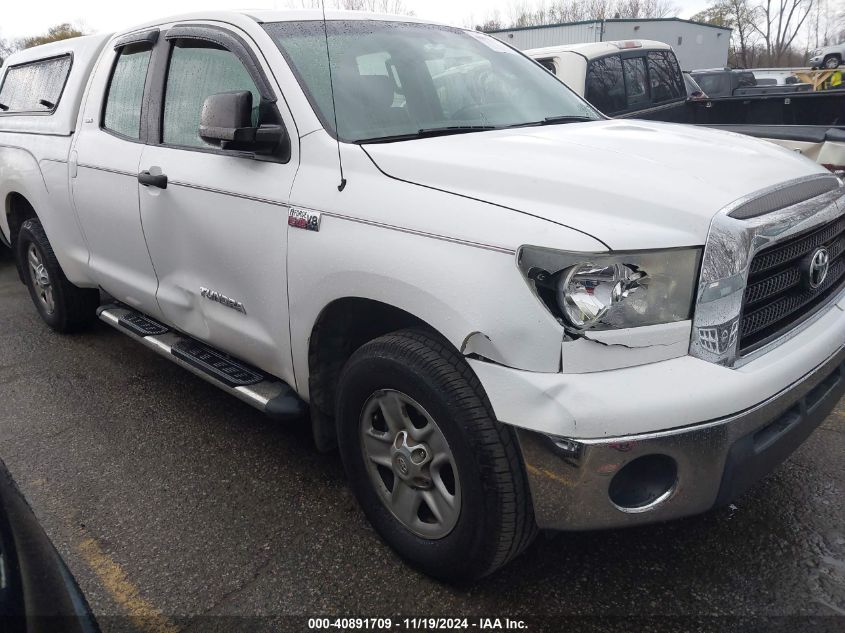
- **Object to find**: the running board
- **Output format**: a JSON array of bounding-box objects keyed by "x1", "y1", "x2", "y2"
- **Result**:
[{"x1": 97, "y1": 305, "x2": 306, "y2": 421}]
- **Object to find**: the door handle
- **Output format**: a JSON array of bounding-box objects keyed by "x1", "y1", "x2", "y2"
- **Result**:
[{"x1": 138, "y1": 170, "x2": 168, "y2": 189}]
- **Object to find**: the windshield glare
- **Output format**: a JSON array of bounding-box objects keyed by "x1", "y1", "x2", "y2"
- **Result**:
[{"x1": 263, "y1": 20, "x2": 600, "y2": 142}]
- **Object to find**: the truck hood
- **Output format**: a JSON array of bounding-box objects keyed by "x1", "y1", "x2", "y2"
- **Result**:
[{"x1": 363, "y1": 119, "x2": 825, "y2": 250}]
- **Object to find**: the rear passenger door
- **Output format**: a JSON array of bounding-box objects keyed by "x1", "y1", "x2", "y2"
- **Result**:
[
  {"x1": 72, "y1": 35, "x2": 164, "y2": 319},
  {"x1": 137, "y1": 25, "x2": 298, "y2": 383}
]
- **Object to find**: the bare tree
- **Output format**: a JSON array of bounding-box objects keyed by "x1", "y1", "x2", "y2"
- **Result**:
[
  {"x1": 0, "y1": 37, "x2": 13, "y2": 65},
  {"x1": 753, "y1": 0, "x2": 815, "y2": 65},
  {"x1": 696, "y1": 0, "x2": 761, "y2": 68},
  {"x1": 805, "y1": 0, "x2": 845, "y2": 48},
  {"x1": 471, "y1": 10, "x2": 505, "y2": 32},
  {"x1": 15, "y1": 23, "x2": 86, "y2": 50},
  {"x1": 485, "y1": 0, "x2": 677, "y2": 29},
  {"x1": 612, "y1": 0, "x2": 678, "y2": 19},
  {"x1": 727, "y1": 0, "x2": 761, "y2": 67},
  {"x1": 282, "y1": 0, "x2": 413, "y2": 13}
]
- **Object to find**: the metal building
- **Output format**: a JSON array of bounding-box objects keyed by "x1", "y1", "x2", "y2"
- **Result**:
[{"x1": 488, "y1": 18, "x2": 731, "y2": 71}]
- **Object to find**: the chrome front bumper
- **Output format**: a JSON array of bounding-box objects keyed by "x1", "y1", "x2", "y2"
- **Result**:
[{"x1": 518, "y1": 346, "x2": 845, "y2": 531}]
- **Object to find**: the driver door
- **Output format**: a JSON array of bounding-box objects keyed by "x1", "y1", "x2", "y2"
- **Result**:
[{"x1": 137, "y1": 27, "x2": 298, "y2": 383}]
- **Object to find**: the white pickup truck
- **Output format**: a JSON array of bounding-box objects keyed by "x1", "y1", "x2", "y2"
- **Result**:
[
  {"x1": 2, "y1": 10, "x2": 844, "y2": 581},
  {"x1": 528, "y1": 40, "x2": 845, "y2": 174}
]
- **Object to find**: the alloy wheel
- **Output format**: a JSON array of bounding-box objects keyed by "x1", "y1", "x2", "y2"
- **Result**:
[{"x1": 27, "y1": 244, "x2": 55, "y2": 315}]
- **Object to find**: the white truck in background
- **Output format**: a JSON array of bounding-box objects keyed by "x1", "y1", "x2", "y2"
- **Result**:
[
  {"x1": 528, "y1": 40, "x2": 845, "y2": 174},
  {"x1": 1, "y1": 11, "x2": 844, "y2": 580}
]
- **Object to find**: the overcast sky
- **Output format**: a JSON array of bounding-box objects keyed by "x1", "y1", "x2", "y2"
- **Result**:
[{"x1": 1, "y1": 0, "x2": 712, "y2": 41}]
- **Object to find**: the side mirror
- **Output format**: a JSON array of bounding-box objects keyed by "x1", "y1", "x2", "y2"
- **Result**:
[{"x1": 199, "y1": 91, "x2": 284, "y2": 155}]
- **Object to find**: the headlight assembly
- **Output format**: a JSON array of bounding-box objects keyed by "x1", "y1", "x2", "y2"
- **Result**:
[{"x1": 518, "y1": 246, "x2": 701, "y2": 330}]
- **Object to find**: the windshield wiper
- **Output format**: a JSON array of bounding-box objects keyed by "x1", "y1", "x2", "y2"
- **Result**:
[
  {"x1": 358, "y1": 126, "x2": 497, "y2": 144},
  {"x1": 508, "y1": 115, "x2": 597, "y2": 128}
]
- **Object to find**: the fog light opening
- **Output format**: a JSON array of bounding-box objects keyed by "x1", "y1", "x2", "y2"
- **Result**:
[{"x1": 608, "y1": 454, "x2": 677, "y2": 513}]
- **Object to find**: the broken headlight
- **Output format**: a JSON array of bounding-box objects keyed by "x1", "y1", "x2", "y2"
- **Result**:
[{"x1": 518, "y1": 246, "x2": 702, "y2": 330}]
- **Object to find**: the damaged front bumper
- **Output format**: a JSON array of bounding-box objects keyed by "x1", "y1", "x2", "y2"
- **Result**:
[
  {"x1": 468, "y1": 287, "x2": 845, "y2": 531},
  {"x1": 516, "y1": 345, "x2": 844, "y2": 530}
]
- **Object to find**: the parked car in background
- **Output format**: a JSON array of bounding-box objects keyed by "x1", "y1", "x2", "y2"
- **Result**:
[
  {"x1": 809, "y1": 42, "x2": 844, "y2": 69},
  {"x1": 2, "y1": 11, "x2": 845, "y2": 581}
]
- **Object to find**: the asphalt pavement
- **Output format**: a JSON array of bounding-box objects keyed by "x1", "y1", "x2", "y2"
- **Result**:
[{"x1": 0, "y1": 249, "x2": 843, "y2": 632}]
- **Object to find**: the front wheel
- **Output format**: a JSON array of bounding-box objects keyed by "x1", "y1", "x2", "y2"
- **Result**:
[
  {"x1": 17, "y1": 219, "x2": 99, "y2": 332},
  {"x1": 824, "y1": 55, "x2": 841, "y2": 69},
  {"x1": 336, "y1": 329, "x2": 536, "y2": 581}
]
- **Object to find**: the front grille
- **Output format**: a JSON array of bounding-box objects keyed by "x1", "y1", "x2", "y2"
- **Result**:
[{"x1": 739, "y1": 215, "x2": 845, "y2": 353}]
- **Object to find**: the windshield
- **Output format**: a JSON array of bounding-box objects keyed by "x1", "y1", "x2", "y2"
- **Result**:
[{"x1": 263, "y1": 20, "x2": 600, "y2": 143}]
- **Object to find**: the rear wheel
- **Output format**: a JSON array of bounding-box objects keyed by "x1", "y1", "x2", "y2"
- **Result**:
[
  {"x1": 824, "y1": 55, "x2": 841, "y2": 69},
  {"x1": 17, "y1": 219, "x2": 99, "y2": 332},
  {"x1": 336, "y1": 329, "x2": 537, "y2": 581}
]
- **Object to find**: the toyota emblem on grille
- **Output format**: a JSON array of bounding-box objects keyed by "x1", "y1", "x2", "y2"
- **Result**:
[{"x1": 806, "y1": 247, "x2": 830, "y2": 290}]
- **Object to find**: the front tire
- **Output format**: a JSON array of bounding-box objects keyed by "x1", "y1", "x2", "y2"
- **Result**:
[
  {"x1": 336, "y1": 329, "x2": 536, "y2": 581},
  {"x1": 17, "y1": 219, "x2": 99, "y2": 332},
  {"x1": 824, "y1": 55, "x2": 841, "y2": 69}
]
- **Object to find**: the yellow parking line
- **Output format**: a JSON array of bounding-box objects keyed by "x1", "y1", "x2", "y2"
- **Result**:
[
  {"x1": 76, "y1": 537, "x2": 179, "y2": 633},
  {"x1": 525, "y1": 463, "x2": 577, "y2": 487}
]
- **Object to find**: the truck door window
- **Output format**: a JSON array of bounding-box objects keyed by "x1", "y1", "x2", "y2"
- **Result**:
[
  {"x1": 103, "y1": 44, "x2": 153, "y2": 139},
  {"x1": 162, "y1": 41, "x2": 260, "y2": 149},
  {"x1": 622, "y1": 57, "x2": 649, "y2": 109},
  {"x1": 0, "y1": 55, "x2": 71, "y2": 114},
  {"x1": 585, "y1": 55, "x2": 625, "y2": 115},
  {"x1": 646, "y1": 51, "x2": 684, "y2": 103}
]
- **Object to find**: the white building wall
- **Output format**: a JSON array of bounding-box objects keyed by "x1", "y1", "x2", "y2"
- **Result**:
[
  {"x1": 491, "y1": 22, "x2": 603, "y2": 50},
  {"x1": 490, "y1": 19, "x2": 730, "y2": 71},
  {"x1": 602, "y1": 21, "x2": 730, "y2": 70}
]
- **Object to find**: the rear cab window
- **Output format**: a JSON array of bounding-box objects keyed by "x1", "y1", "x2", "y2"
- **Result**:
[
  {"x1": 585, "y1": 55, "x2": 625, "y2": 115},
  {"x1": 102, "y1": 43, "x2": 153, "y2": 139},
  {"x1": 622, "y1": 57, "x2": 649, "y2": 109},
  {"x1": 646, "y1": 51, "x2": 684, "y2": 103},
  {"x1": 586, "y1": 50, "x2": 684, "y2": 115},
  {"x1": 0, "y1": 55, "x2": 72, "y2": 114}
]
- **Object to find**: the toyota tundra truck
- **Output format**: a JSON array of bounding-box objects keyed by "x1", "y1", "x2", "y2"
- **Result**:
[{"x1": 1, "y1": 10, "x2": 844, "y2": 581}]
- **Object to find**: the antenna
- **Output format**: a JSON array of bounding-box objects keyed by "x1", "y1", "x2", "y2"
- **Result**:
[{"x1": 321, "y1": 0, "x2": 347, "y2": 192}]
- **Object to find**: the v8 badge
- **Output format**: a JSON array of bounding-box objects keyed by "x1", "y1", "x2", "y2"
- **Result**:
[{"x1": 288, "y1": 208, "x2": 321, "y2": 232}]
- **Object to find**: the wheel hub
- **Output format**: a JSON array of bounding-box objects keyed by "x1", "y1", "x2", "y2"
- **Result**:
[
  {"x1": 359, "y1": 389, "x2": 462, "y2": 539},
  {"x1": 27, "y1": 244, "x2": 55, "y2": 315},
  {"x1": 35, "y1": 264, "x2": 50, "y2": 288},
  {"x1": 391, "y1": 431, "x2": 433, "y2": 489}
]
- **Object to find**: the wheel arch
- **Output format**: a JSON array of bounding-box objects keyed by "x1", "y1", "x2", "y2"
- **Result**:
[
  {"x1": 4, "y1": 192, "x2": 39, "y2": 282},
  {"x1": 307, "y1": 297, "x2": 460, "y2": 451}
]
